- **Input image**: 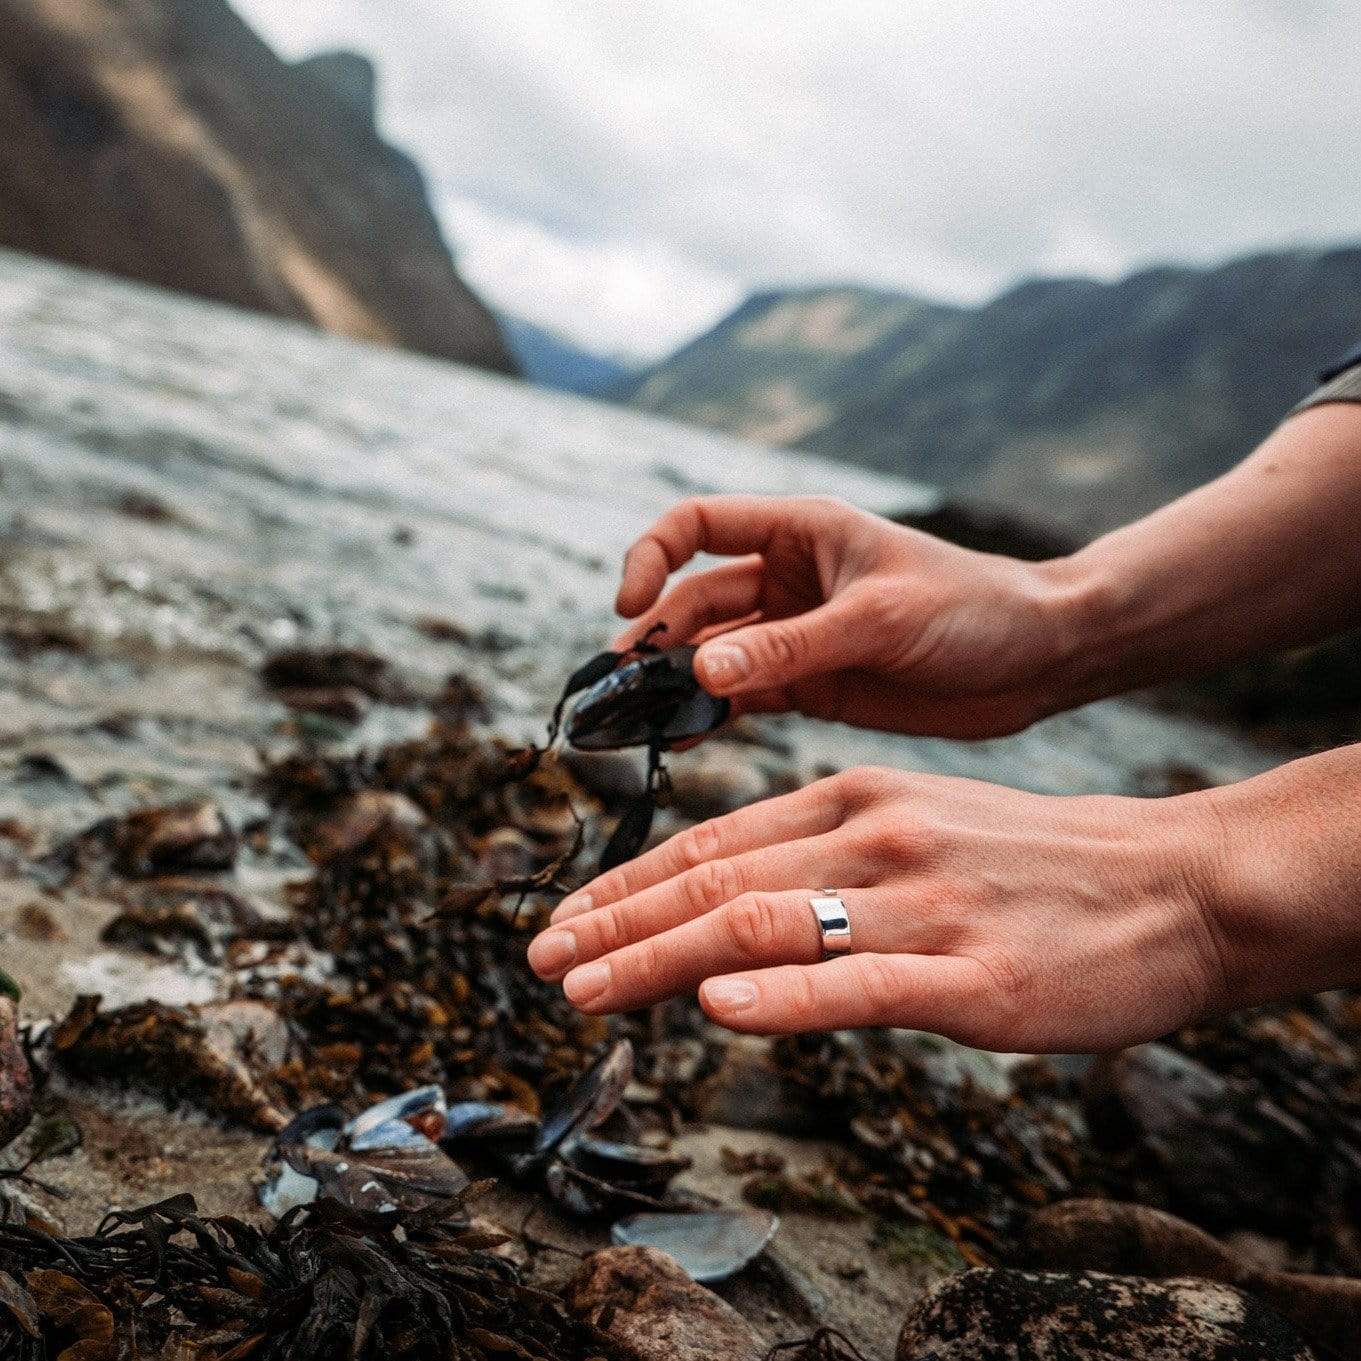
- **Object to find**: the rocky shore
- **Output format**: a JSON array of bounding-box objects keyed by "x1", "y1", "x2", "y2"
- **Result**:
[{"x1": 0, "y1": 249, "x2": 1342, "y2": 1359}]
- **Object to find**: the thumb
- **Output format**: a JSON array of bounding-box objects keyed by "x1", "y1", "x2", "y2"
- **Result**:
[{"x1": 694, "y1": 596, "x2": 869, "y2": 695}]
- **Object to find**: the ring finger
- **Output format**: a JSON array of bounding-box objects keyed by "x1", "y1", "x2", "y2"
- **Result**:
[
  {"x1": 559, "y1": 884, "x2": 903, "y2": 1014},
  {"x1": 532, "y1": 832, "x2": 861, "y2": 980}
]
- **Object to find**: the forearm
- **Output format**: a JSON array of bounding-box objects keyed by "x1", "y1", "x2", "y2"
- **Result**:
[
  {"x1": 1199, "y1": 741, "x2": 1361, "y2": 1006},
  {"x1": 1041, "y1": 402, "x2": 1361, "y2": 705}
]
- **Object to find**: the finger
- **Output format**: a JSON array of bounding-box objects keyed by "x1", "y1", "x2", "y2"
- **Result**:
[
  {"x1": 530, "y1": 831, "x2": 853, "y2": 980},
  {"x1": 699, "y1": 953, "x2": 984, "y2": 1035},
  {"x1": 694, "y1": 592, "x2": 873, "y2": 696},
  {"x1": 560, "y1": 886, "x2": 903, "y2": 1014},
  {"x1": 617, "y1": 495, "x2": 839, "y2": 617},
  {"x1": 550, "y1": 778, "x2": 852, "y2": 922},
  {"x1": 609, "y1": 557, "x2": 764, "y2": 651}
]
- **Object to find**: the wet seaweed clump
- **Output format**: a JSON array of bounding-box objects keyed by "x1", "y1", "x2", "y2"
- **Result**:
[
  {"x1": 0, "y1": 1191, "x2": 624, "y2": 1360},
  {"x1": 255, "y1": 718, "x2": 614, "y2": 1109},
  {"x1": 767, "y1": 1032, "x2": 1084, "y2": 1263}
]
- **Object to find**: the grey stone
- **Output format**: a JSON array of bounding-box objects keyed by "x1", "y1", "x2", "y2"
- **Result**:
[{"x1": 896, "y1": 1268, "x2": 1315, "y2": 1361}]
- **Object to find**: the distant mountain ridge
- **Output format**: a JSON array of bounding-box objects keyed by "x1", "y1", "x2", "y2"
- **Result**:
[
  {"x1": 621, "y1": 248, "x2": 1361, "y2": 533},
  {"x1": 0, "y1": 0, "x2": 515, "y2": 374},
  {"x1": 496, "y1": 313, "x2": 633, "y2": 395}
]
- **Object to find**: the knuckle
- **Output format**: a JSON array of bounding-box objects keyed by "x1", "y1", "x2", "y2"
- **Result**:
[
  {"x1": 965, "y1": 951, "x2": 1032, "y2": 1043},
  {"x1": 847, "y1": 814, "x2": 903, "y2": 863},
  {"x1": 761, "y1": 622, "x2": 805, "y2": 672},
  {"x1": 782, "y1": 968, "x2": 821, "y2": 1025},
  {"x1": 802, "y1": 494, "x2": 851, "y2": 519},
  {"x1": 688, "y1": 857, "x2": 744, "y2": 911},
  {"x1": 723, "y1": 893, "x2": 784, "y2": 960},
  {"x1": 675, "y1": 818, "x2": 725, "y2": 870},
  {"x1": 837, "y1": 765, "x2": 898, "y2": 806},
  {"x1": 857, "y1": 955, "x2": 903, "y2": 1015},
  {"x1": 588, "y1": 906, "x2": 630, "y2": 956}
]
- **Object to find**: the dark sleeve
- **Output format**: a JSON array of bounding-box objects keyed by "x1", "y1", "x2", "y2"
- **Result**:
[{"x1": 1290, "y1": 341, "x2": 1361, "y2": 416}]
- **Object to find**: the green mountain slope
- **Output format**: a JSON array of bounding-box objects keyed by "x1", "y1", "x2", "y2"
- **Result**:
[{"x1": 624, "y1": 248, "x2": 1361, "y2": 533}]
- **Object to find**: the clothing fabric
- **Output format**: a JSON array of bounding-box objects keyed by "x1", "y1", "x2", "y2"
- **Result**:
[{"x1": 1290, "y1": 342, "x2": 1361, "y2": 416}]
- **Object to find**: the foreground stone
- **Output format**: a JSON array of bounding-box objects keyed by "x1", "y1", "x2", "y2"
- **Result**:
[
  {"x1": 896, "y1": 1268, "x2": 1315, "y2": 1361},
  {"x1": 1025, "y1": 1199, "x2": 1361, "y2": 1360},
  {"x1": 566, "y1": 1245, "x2": 765, "y2": 1361}
]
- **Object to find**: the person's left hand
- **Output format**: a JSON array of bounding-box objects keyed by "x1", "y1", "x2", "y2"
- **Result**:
[{"x1": 526, "y1": 766, "x2": 1231, "y2": 1053}]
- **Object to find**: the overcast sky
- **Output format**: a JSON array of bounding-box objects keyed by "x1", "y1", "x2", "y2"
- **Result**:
[{"x1": 236, "y1": 0, "x2": 1359, "y2": 362}]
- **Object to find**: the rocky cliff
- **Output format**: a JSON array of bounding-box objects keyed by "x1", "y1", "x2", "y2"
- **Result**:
[
  {"x1": 622, "y1": 249, "x2": 1361, "y2": 534},
  {"x1": 0, "y1": 0, "x2": 516, "y2": 373}
]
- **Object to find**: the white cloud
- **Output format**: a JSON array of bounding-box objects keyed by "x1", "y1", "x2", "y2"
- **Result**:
[{"x1": 235, "y1": 0, "x2": 1361, "y2": 361}]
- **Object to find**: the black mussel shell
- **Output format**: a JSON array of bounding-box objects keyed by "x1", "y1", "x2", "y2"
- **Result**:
[
  {"x1": 442, "y1": 1100, "x2": 541, "y2": 1146},
  {"x1": 517, "y1": 1040, "x2": 634, "y2": 1173},
  {"x1": 564, "y1": 1134, "x2": 691, "y2": 1188},
  {"x1": 566, "y1": 648, "x2": 728, "y2": 752}
]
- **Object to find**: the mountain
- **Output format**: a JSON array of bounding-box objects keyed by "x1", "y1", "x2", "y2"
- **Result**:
[
  {"x1": 0, "y1": 0, "x2": 515, "y2": 374},
  {"x1": 496, "y1": 313, "x2": 633, "y2": 395},
  {"x1": 622, "y1": 249, "x2": 1361, "y2": 533}
]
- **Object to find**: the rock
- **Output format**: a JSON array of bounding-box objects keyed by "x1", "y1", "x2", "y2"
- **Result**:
[
  {"x1": 668, "y1": 749, "x2": 778, "y2": 821},
  {"x1": 0, "y1": 997, "x2": 33, "y2": 1151},
  {"x1": 1097, "y1": 1042, "x2": 1320, "y2": 1230},
  {"x1": 270, "y1": 686, "x2": 371, "y2": 723},
  {"x1": 0, "y1": 0, "x2": 515, "y2": 373},
  {"x1": 896, "y1": 1268, "x2": 1315, "y2": 1361},
  {"x1": 260, "y1": 647, "x2": 404, "y2": 702},
  {"x1": 565, "y1": 1245, "x2": 766, "y2": 1361},
  {"x1": 307, "y1": 790, "x2": 428, "y2": 861},
  {"x1": 1025, "y1": 1199, "x2": 1361, "y2": 1361},
  {"x1": 112, "y1": 801, "x2": 237, "y2": 878}
]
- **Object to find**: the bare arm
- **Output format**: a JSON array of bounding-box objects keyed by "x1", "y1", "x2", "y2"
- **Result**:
[
  {"x1": 526, "y1": 402, "x2": 1361, "y2": 1046},
  {"x1": 1048, "y1": 401, "x2": 1361, "y2": 706}
]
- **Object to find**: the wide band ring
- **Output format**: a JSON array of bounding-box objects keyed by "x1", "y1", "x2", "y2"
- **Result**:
[{"x1": 809, "y1": 890, "x2": 852, "y2": 958}]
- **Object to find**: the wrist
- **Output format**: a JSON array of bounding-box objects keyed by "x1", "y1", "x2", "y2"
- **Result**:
[
  {"x1": 1193, "y1": 749, "x2": 1361, "y2": 1008},
  {"x1": 1029, "y1": 548, "x2": 1127, "y2": 710}
]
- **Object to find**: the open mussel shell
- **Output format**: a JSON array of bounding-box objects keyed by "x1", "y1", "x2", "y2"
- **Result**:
[
  {"x1": 611, "y1": 1209, "x2": 779, "y2": 1282},
  {"x1": 262, "y1": 1090, "x2": 470, "y2": 1218},
  {"x1": 544, "y1": 1161, "x2": 675, "y2": 1220},
  {"x1": 442, "y1": 1100, "x2": 540, "y2": 1146},
  {"x1": 565, "y1": 1134, "x2": 691, "y2": 1188},
  {"x1": 347, "y1": 1083, "x2": 446, "y2": 1146},
  {"x1": 259, "y1": 1104, "x2": 345, "y2": 1217},
  {"x1": 530, "y1": 1039, "x2": 634, "y2": 1163}
]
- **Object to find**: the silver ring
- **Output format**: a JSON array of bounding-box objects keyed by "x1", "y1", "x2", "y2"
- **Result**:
[{"x1": 810, "y1": 890, "x2": 851, "y2": 957}]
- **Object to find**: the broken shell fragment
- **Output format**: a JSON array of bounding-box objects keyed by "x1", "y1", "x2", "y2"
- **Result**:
[{"x1": 610, "y1": 1209, "x2": 779, "y2": 1282}]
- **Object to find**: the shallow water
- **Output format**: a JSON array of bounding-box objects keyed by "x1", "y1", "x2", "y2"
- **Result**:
[{"x1": 0, "y1": 246, "x2": 1271, "y2": 850}]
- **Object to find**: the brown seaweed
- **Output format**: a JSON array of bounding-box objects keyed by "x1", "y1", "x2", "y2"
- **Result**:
[{"x1": 0, "y1": 1192, "x2": 624, "y2": 1360}]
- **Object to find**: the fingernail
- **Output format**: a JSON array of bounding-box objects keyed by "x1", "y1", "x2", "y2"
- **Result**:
[
  {"x1": 527, "y1": 930, "x2": 576, "y2": 977},
  {"x1": 700, "y1": 643, "x2": 749, "y2": 689},
  {"x1": 551, "y1": 893, "x2": 593, "y2": 924},
  {"x1": 704, "y1": 978, "x2": 757, "y2": 1012},
  {"x1": 564, "y1": 959, "x2": 611, "y2": 1005}
]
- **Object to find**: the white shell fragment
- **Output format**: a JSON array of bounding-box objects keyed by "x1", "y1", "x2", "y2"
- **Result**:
[{"x1": 611, "y1": 1209, "x2": 779, "y2": 1282}]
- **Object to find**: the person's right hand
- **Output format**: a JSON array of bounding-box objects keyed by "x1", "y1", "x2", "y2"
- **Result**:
[{"x1": 613, "y1": 495, "x2": 1087, "y2": 740}]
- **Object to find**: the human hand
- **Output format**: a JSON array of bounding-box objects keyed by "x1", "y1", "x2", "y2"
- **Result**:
[
  {"x1": 527, "y1": 766, "x2": 1231, "y2": 1053},
  {"x1": 612, "y1": 495, "x2": 1087, "y2": 739}
]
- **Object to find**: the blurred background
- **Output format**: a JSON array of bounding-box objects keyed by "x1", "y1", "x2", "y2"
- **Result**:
[
  {"x1": 1, "y1": 0, "x2": 1360, "y2": 740},
  {"x1": 6, "y1": 0, "x2": 1361, "y2": 531}
]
